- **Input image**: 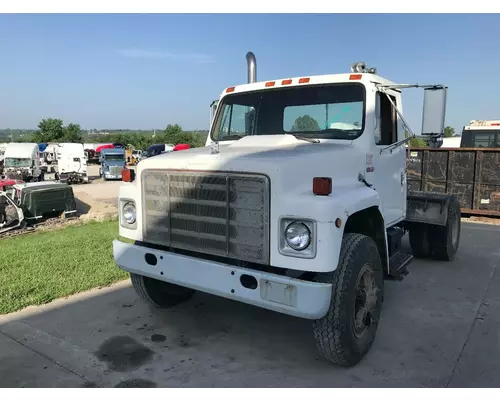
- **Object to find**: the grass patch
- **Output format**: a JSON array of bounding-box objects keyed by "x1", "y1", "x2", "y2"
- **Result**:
[{"x1": 0, "y1": 219, "x2": 131, "y2": 315}]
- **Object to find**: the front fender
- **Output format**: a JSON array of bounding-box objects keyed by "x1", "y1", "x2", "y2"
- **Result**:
[{"x1": 270, "y1": 185, "x2": 381, "y2": 273}]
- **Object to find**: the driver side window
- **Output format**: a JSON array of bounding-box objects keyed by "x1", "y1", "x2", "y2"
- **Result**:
[
  {"x1": 216, "y1": 104, "x2": 256, "y2": 139},
  {"x1": 375, "y1": 92, "x2": 398, "y2": 146}
]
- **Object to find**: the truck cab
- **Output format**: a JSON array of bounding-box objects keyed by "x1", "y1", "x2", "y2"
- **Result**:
[
  {"x1": 99, "y1": 148, "x2": 126, "y2": 180},
  {"x1": 56, "y1": 143, "x2": 89, "y2": 184},
  {"x1": 3, "y1": 142, "x2": 43, "y2": 182},
  {"x1": 113, "y1": 53, "x2": 461, "y2": 367},
  {"x1": 144, "y1": 143, "x2": 175, "y2": 158},
  {"x1": 460, "y1": 120, "x2": 500, "y2": 148}
]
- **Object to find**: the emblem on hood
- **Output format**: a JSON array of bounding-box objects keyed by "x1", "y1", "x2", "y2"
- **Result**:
[{"x1": 210, "y1": 141, "x2": 219, "y2": 155}]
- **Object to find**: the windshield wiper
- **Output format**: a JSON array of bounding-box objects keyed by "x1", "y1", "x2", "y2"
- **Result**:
[{"x1": 291, "y1": 134, "x2": 320, "y2": 143}]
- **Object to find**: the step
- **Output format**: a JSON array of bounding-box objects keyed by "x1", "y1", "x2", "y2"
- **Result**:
[{"x1": 388, "y1": 252, "x2": 413, "y2": 280}]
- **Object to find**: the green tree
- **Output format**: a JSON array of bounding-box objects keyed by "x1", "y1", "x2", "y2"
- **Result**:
[
  {"x1": 62, "y1": 123, "x2": 83, "y2": 142},
  {"x1": 405, "y1": 130, "x2": 428, "y2": 147},
  {"x1": 36, "y1": 118, "x2": 64, "y2": 142},
  {"x1": 444, "y1": 126, "x2": 455, "y2": 138},
  {"x1": 291, "y1": 115, "x2": 320, "y2": 132}
]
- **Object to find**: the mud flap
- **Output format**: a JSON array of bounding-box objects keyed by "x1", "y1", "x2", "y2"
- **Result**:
[{"x1": 405, "y1": 191, "x2": 451, "y2": 226}]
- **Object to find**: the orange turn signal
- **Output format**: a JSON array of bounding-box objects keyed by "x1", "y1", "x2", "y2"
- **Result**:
[
  {"x1": 122, "y1": 168, "x2": 135, "y2": 182},
  {"x1": 313, "y1": 177, "x2": 332, "y2": 196}
]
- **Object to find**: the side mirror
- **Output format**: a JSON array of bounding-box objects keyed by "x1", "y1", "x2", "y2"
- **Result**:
[{"x1": 421, "y1": 86, "x2": 447, "y2": 136}]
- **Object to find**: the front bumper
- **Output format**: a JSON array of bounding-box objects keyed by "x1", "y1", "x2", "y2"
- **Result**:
[{"x1": 113, "y1": 240, "x2": 332, "y2": 319}]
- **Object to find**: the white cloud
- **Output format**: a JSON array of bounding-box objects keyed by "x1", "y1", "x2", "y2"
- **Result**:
[{"x1": 117, "y1": 48, "x2": 215, "y2": 63}]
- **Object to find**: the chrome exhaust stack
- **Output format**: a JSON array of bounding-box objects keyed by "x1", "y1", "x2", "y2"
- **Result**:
[{"x1": 246, "y1": 51, "x2": 257, "y2": 84}]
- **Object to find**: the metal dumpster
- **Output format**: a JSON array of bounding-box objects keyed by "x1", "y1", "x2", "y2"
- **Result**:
[{"x1": 407, "y1": 147, "x2": 500, "y2": 217}]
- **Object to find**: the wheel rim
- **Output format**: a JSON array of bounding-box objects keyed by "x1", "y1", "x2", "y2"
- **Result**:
[{"x1": 353, "y1": 263, "x2": 379, "y2": 338}]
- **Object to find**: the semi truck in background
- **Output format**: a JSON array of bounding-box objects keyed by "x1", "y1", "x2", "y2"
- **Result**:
[
  {"x1": 56, "y1": 143, "x2": 89, "y2": 184},
  {"x1": 460, "y1": 120, "x2": 500, "y2": 148},
  {"x1": 99, "y1": 148, "x2": 126, "y2": 180},
  {"x1": 3, "y1": 143, "x2": 43, "y2": 182},
  {"x1": 434, "y1": 120, "x2": 500, "y2": 149}
]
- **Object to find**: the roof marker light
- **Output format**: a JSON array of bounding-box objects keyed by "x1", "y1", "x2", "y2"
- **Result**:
[
  {"x1": 282, "y1": 79, "x2": 292, "y2": 85},
  {"x1": 349, "y1": 74, "x2": 362, "y2": 80},
  {"x1": 226, "y1": 87, "x2": 235, "y2": 93},
  {"x1": 298, "y1": 78, "x2": 310, "y2": 84},
  {"x1": 265, "y1": 81, "x2": 275, "y2": 87}
]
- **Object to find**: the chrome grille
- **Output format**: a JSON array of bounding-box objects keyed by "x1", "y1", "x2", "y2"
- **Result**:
[
  {"x1": 142, "y1": 170, "x2": 270, "y2": 264},
  {"x1": 109, "y1": 166, "x2": 123, "y2": 175}
]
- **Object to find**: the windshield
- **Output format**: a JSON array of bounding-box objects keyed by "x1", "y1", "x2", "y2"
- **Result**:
[
  {"x1": 104, "y1": 154, "x2": 125, "y2": 161},
  {"x1": 461, "y1": 129, "x2": 499, "y2": 148},
  {"x1": 5, "y1": 158, "x2": 31, "y2": 168},
  {"x1": 211, "y1": 83, "x2": 365, "y2": 142}
]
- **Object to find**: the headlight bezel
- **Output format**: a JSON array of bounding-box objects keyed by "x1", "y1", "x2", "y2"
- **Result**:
[
  {"x1": 278, "y1": 217, "x2": 317, "y2": 259},
  {"x1": 120, "y1": 199, "x2": 137, "y2": 229}
]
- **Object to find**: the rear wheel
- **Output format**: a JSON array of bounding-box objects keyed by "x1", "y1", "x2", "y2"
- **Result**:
[
  {"x1": 130, "y1": 273, "x2": 196, "y2": 308},
  {"x1": 408, "y1": 223, "x2": 431, "y2": 258},
  {"x1": 428, "y1": 196, "x2": 461, "y2": 261},
  {"x1": 312, "y1": 233, "x2": 384, "y2": 367}
]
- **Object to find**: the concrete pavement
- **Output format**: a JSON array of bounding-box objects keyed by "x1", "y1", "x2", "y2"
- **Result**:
[{"x1": 1, "y1": 221, "x2": 500, "y2": 388}]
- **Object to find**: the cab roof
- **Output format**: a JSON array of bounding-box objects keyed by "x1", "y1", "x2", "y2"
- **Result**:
[{"x1": 220, "y1": 72, "x2": 396, "y2": 98}]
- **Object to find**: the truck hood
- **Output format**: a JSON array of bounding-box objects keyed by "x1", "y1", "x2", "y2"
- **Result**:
[{"x1": 137, "y1": 135, "x2": 367, "y2": 193}]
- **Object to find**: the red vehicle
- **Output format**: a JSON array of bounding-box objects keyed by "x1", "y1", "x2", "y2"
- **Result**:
[
  {"x1": 95, "y1": 144, "x2": 115, "y2": 153},
  {"x1": 0, "y1": 179, "x2": 23, "y2": 192},
  {"x1": 173, "y1": 144, "x2": 191, "y2": 151}
]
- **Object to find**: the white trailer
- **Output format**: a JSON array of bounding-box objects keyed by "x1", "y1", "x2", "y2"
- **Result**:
[{"x1": 112, "y1": 53, "x2": 461, "y2": 367}]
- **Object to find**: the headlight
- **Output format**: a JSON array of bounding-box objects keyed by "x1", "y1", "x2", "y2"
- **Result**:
[
  {"x1": 285, "y1": 222, "x2": 311, "y2": 251},
  {"x1": 122, "y1": 202, "x2": 136, "y2": 224}
]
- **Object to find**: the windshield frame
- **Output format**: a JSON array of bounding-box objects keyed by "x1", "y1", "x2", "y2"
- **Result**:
[{"x1": 210, "y1": 82, "x2": 366, "y2": 143}]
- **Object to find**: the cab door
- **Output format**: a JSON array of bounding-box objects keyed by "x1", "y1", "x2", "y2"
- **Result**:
[{"x1": 370, "y1": 90, "x2": 406, "y2": 226}]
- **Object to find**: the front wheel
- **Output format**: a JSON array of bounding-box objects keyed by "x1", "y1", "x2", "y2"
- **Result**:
[
  {"x1": 130, "y1": 273, "x2": 196, "y2": 308},
  {"x1": 312, "y1": 233, "x2": 384, "y2": 367}
]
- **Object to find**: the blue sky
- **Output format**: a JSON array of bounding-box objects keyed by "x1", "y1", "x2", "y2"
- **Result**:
[{"x1": 1, "y1": 13, "x2": 498, "y2": 134}]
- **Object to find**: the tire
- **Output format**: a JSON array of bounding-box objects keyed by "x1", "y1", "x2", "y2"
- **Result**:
[
  {"x1": 428, "y1": 196, "x2": 461, "y2": 261},
  {"x1": 130, "y1": 273, "x2": 195, "y2": 308},
  {"x1": 312, "y1": 233, "x2": 384, "y2": 367},
  {"x1": 408, "y1": 223, "x2": 431, "y2": 258}
]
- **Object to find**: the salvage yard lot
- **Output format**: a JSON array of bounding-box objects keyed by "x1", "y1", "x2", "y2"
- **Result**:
[
  {"x1": 0, "y1": 219, "x2": 128, "y2": 314},
  {"x1": 0, "y1": 221, "x2": 500, "y2": 387}
]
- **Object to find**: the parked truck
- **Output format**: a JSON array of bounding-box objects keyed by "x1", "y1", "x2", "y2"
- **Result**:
[
  {"x1": 113, "y1": 53, "x2": 461, "y2": 367},
  {"x1": 56, "y1": 143, "x2": 89, "y2": 184},
  {"x1": 3, "y1": 142, "x2": 43, "y2": 182},
  {"x1": 99, "y1": 148, "x2": 126, "y2": 180}
]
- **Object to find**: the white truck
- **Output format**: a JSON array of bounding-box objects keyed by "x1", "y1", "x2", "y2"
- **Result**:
[
  {"x1": 460, "y1": 119, "x2": 500, "y2": 148},
  {"x1": 113, "y1": 52, "x2": 461, "y2": 367},
  {"x1": 3, "y1": 142, "x2": 43, "y2": 182},
  {"x1": 56, "y1": 143, "x2": 89, "y2": 184}
]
